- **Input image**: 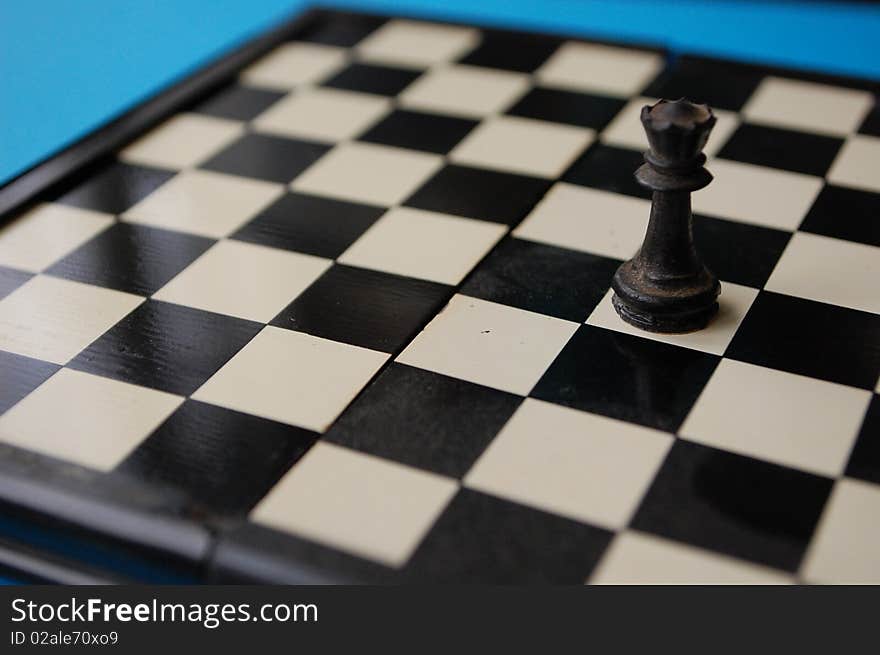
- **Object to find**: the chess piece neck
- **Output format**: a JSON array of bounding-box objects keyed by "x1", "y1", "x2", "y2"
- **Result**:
[{"x1": 636, "y1": 191, "x2": 704, "y2": 283}]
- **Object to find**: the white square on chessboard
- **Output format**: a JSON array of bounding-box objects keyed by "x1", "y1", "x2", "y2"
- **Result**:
[
  {"x1": 0, "y1": 369, "x2": 181, "y2": 471},
  {"x1": 240, "y1": 42, "x2": 347, "y2": 91},
  {"x1": 742, "y1": 77, "x2": 873, "y2": 137},
  {"x1": 450, "y1": 116, "x2": 594, "y2": 178},
  {"x1": 601, "y1": 96, "x2": 740, "y2": 158},
  {"x1": 681, "y1": 359, "x2": 871, "y2": 477},
  {"x1": 587, "y1": 283, "x2": 759, "y2": 356},
  {"x1": 153, "y1": 240, "x2": 331, "y2": 323},
  {"x1": 119, "y1": 113, "x2": 244, "y2": 170},
  {"x1": 766, "y1": 232, "x2": 880, "y2": 315},
  {"x1": 123, "y1": 169, "x2": 284, "y2": 238},
  {"x1": 827, "y1": 134, "x2": 880, "y2": 193},
  {"x1": 193, "y1": 326, "x2": 388, "y2": 432},
  {"x1": 356, "y1": 19, "x2": 480, "y2": 68},
  {"x1": 291, "y1": 141, "x2": 442, "y2": 206},
  {"x1": 399, "y1": 65, "x2": 530, "y2": 119},
  {"x1": 252, "y1": 442, "x2": 457, "y2": 567},
  {"x1": 514, "y1": 183, "x2": 649, "y2": 260},
  {"x1": 693, "y1": 159, "x2": 822, "y2": 231},
  {"x1": 0, "y1": 203, "x2": 112, "y2": 273},
  {"x1": 253, "y1": 87, "x2": 392, "y2": 143},
  {"x1": 536, "y1": 42, "x2": 663, "y2": 97},
  {"x1": 338, "y1": 207, "x2": 506, "y2": 285},
  {"x1": 465, "y1": 398, "x2": 673, "y2": 529},
  {"x1": 802, "y1": 479, "x2": 880, "y2": 584},
  {"x1": 590, "y1": 532, "x2": 792, "y2": 584},
  {"x1": 0, "y1": 276, "x2": 142, "y2": 365},
  {"x1": 398, "y1": 294, "x2": 579, "y2": 396}
]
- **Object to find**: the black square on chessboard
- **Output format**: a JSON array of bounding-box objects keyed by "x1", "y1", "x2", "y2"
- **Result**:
[
  {"x1": 632, "y1": 440, "x2": 834, "y2": 572},
  {"x1": 358, "y1": 109, "x2": 478, "y2": 154},
  {"x1": 200, "y1": 133, "x2": 331, "y2": 184},
  {"x1": 531, "y1": 325, "x2": 719, "y2": 432},
  {"x1": 52, "y1": 160, "x2": 175, "y2": 215},
  {"x1": 297, "y1": 11, "x2": 385, "y2": 47},
  {"x1": 726, "y1": 291, "x2": 880, "y2": 389},
  {"x1": 231, "y1": 191, "x2": 384, "y2": 259},
  {"x1": 323, "y1": 62, "x2": 422, "y2": 97},
  {"x1": 325, "y1": 363, "x2": 522, "y2": 478},
  {"x1": 0, "y1": 351, "x2": 59, "y2": 415},
  {"x1": 69, "y1": 300, "x2": 262, "y2": 396},
  {"x1": 460, "y1": 237, "x2": 621, "y2": 322},
  {"x1": 458, "y1": 29, "x2": 561, "y2": 73},
  {"x1": 45, "y1": 223, "x2": 214, "y2": 296},
  {"x1": 799, "y1": 185, "x2": 880, "y2": 248},
  {"x1": 118, "y1": 400, "x2": 316, "y2": 516},
  {"x1": 0, "y1": 266, "x2": 31, "y2": 301},
  {"x1": 643, "y1": 55, "x2": 765, "y2": 111},
  {"x1": 858, "y1": 100, "x2": 880, "y2": 137},
  {"x1": 271, "y1": 264, "x2": 450, "y2": 353},
  {"x1": 191, "y1": 83, "x2": 285, "y2": 122},
  {"x1": 403, "y1": 488, "x2": 612, "y2": 583},
  {"x1": 716, "y1": 123, "x2": 843, "y2": 177},
  {"x1": 562, "y1": 144, "x2": 652, "y2": 199},
  {"x1": 507, "y1": 87, "x2": 626, "y2": 130},
  {"x1": 692, "y1": 214, "x2": 791, "y2": 288},
  {"x1": 845, "y1": 395, "x2": 880, "y2": 486},
  {"x1": 405, "y1": 164, "x2": 550, "y2": 226}
]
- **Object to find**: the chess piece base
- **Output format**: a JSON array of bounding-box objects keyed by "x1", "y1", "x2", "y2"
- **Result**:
[
  {"x1": 611, "y1": 262, "x2": 720, "y2": 333},
  {"x1": 611, "y1": 294, "x2": 718, "y2": 333}
]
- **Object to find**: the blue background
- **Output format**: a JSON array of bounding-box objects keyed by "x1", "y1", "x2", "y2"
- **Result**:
[{"x1": 1, "y1": 1, "x2": 879, "y2": 185}]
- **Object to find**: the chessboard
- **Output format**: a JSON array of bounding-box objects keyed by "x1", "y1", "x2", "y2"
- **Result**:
[{"x1": 0, "y1": 8, "x2": 878, "y2": 584}]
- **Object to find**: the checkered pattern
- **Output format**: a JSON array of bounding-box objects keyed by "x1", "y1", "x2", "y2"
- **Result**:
[{"x1": 0, "y1": 11, "x2": 879, "y2": 584}]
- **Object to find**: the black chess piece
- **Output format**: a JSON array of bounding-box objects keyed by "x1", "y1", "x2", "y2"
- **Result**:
[{"x1": 611, "y1": 98, "x2": 720, "y2": 333}]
